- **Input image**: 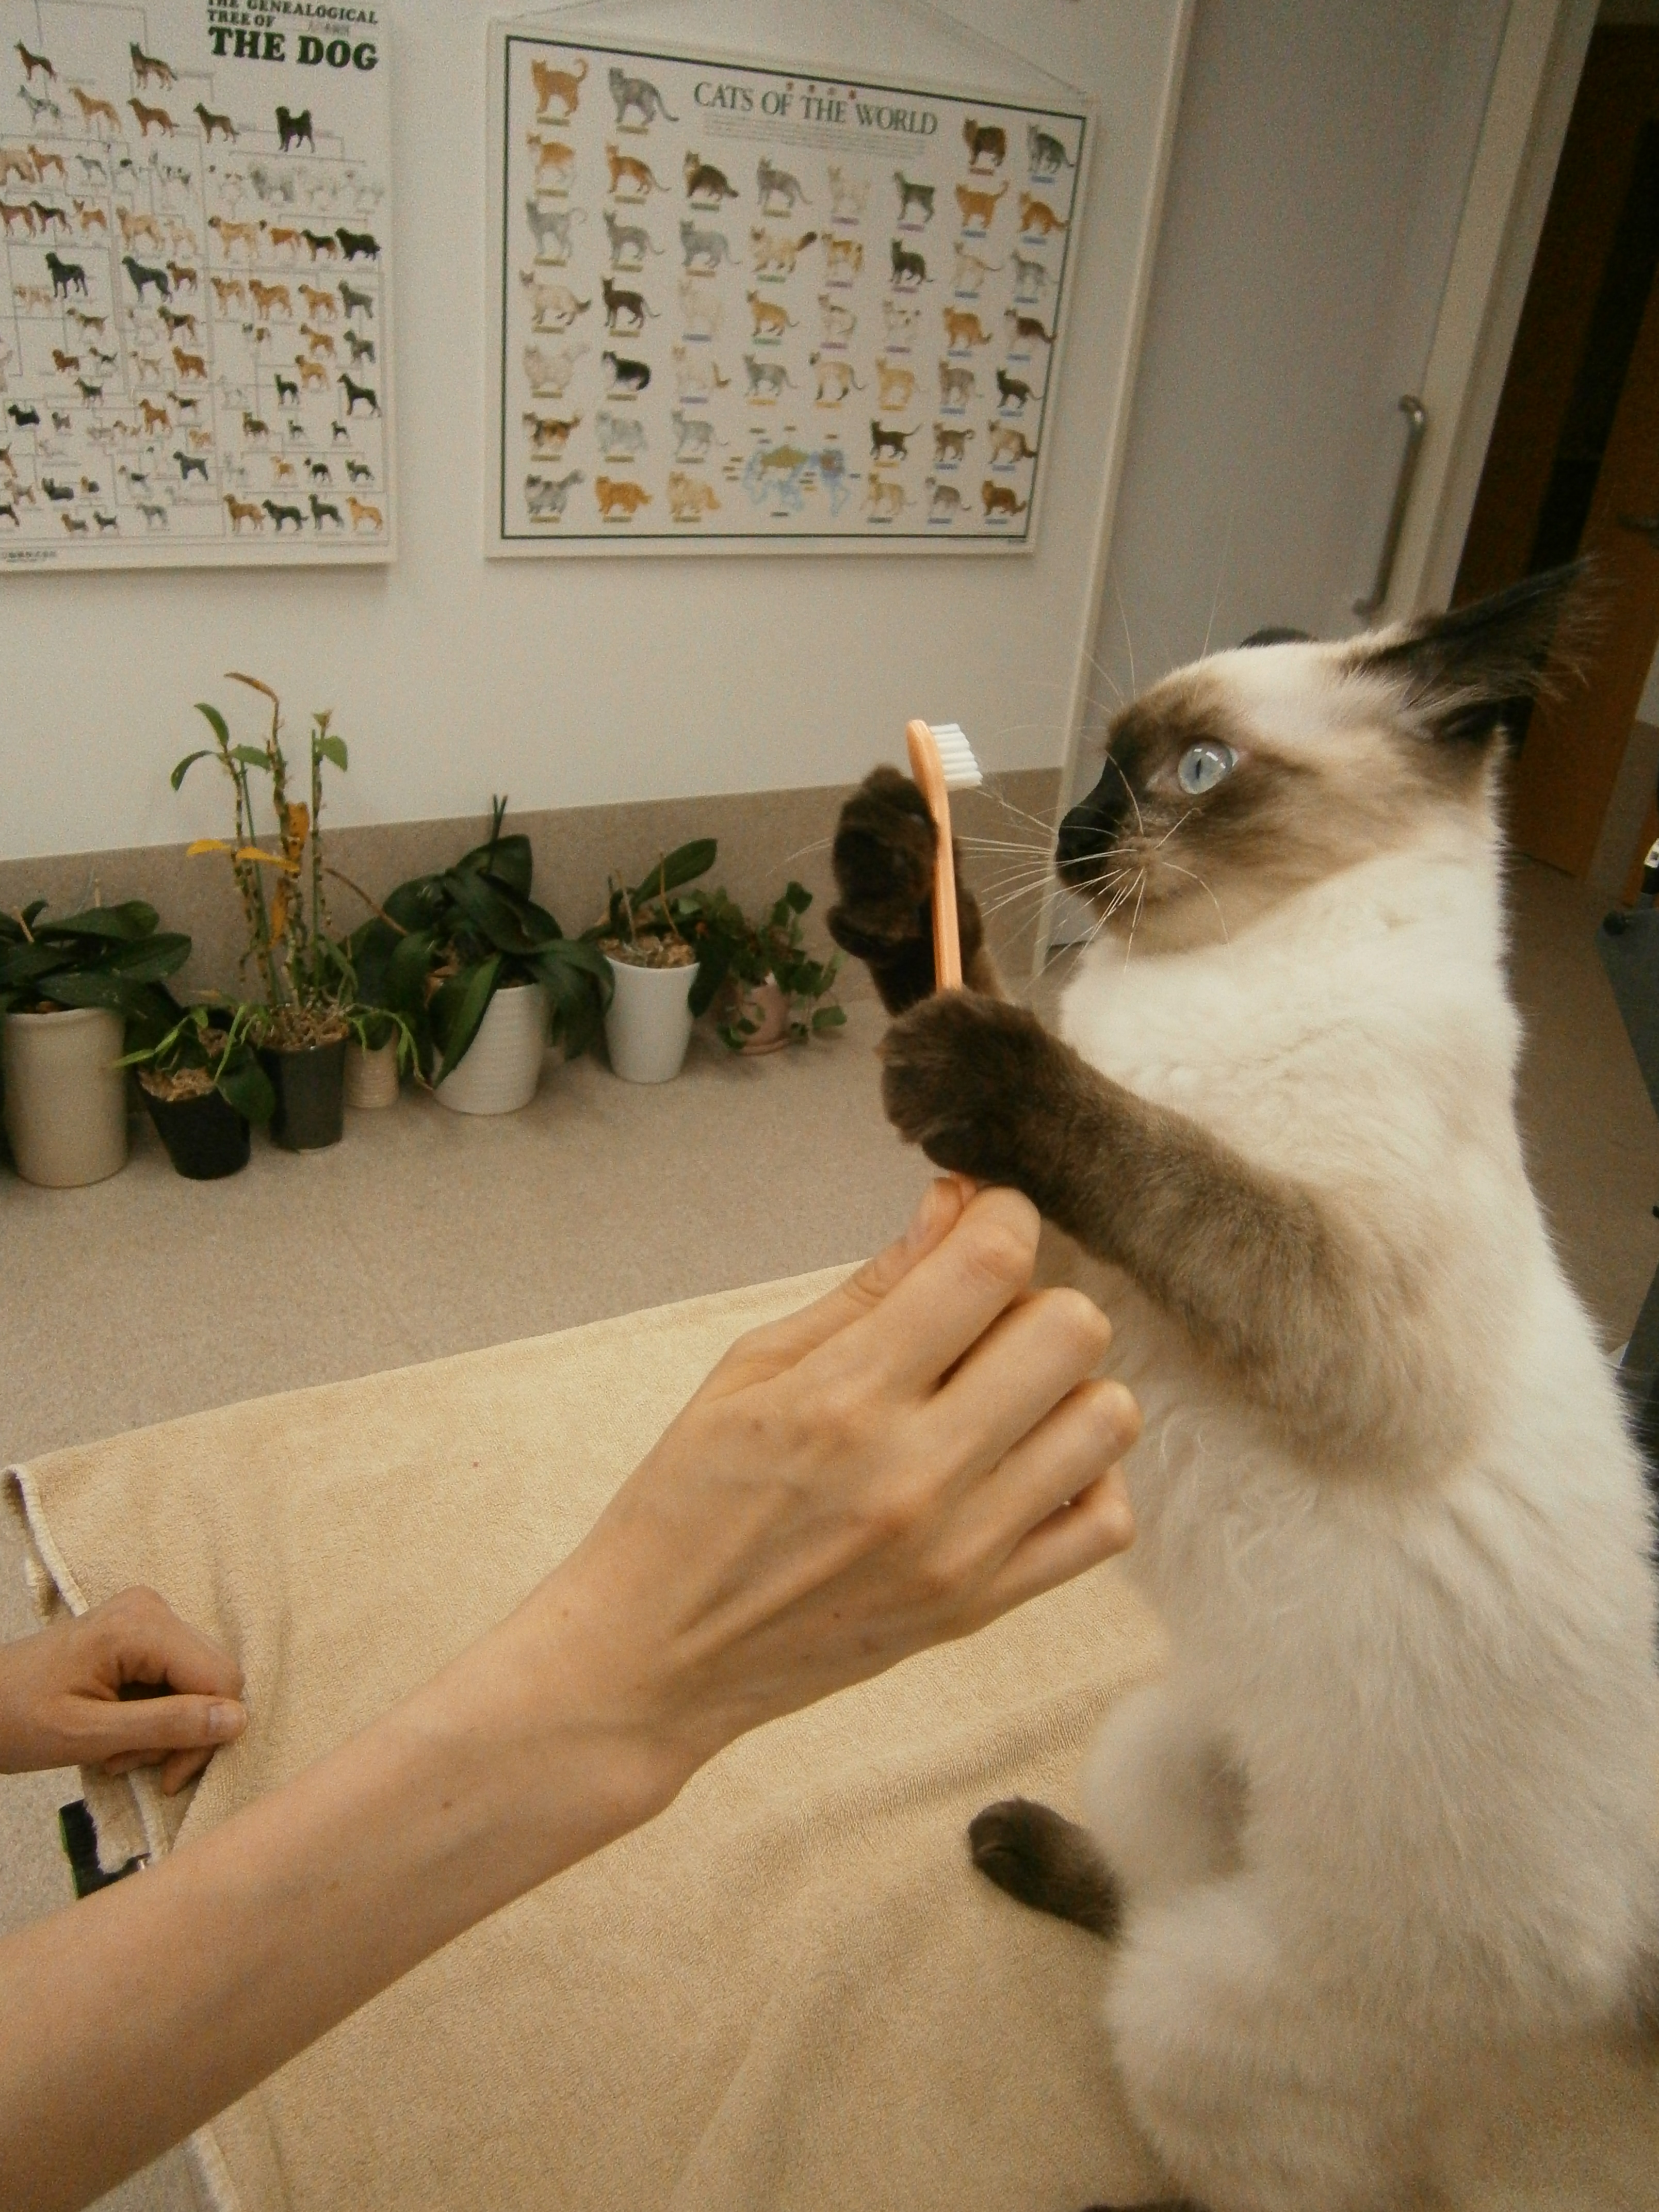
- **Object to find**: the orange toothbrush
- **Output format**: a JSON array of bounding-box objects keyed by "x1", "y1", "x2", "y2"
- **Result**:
[{"x1": 905, "y1": 719, "x2": 983, "y2": 990}]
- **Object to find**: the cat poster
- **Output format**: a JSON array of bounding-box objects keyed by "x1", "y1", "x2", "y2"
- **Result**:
[
  {"x1": 0, "y1": 0, "x2": 394, "y2": 570},
  {"x1": 486, "y1": 21, "x2": 1089, "y2": 556}
]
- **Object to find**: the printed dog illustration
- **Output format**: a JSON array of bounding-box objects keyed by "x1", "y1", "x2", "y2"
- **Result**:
[
  {"x1": 0, "y1": 150, "x2": 34, "y2": 186},
  {"x1": 309, "y1": 492, "x2": 343, "y2": 528},
  {"x1": 932, "y1": 422, "x2": 973, "y2": 465},
  {"x1": 339, "y1": 280, "x2": 375, "y2": 320},
  {"x1": 938, "y1": 360, "x2": 976, "y2": 408},
  {"x1": 19, "y1": 87, "x2": 61, "y2": 126},
  {"x1": 678, "y1": 273, "x2": 722, "y2": 339},
  {"x1": 606, "y1": 144, "x2": 667, "y2": 199},
  {"x1": 944, "y1": 307, "x2": 992, "y2": 351},
  {"x1": 670, "y1": 409, "x2": 721, "y2": 462},
  {"x1": 138, "y1": 500, "x2": 169, "y2": 527},
  {"x1": 71, "y1": 86, "x2": 120, "y2": 134},
  {"x1": 75, "y1": 203, "x2": 108, "y2": 235},
  {"x1": 249, "y1": 278, "x2": 290, "y2": 317},
  {"x1": 302, "y1": 227, "x2": 339, "y2": 259},
  {"x1": 876, "y1": 360, "x2": 916, "y2": 411},
  {"x1": 523, "y1": 342, "x2": 587, "y2": 396},
  {"x1": 523, "y1": 412, "x2": 580, "y2": 458},
  {"x1": 595, "y1": 408, "x2": 647, "y2": 461},
  {"x1": 139, "y1": 398, "x2": 170, "y2": 432},
  {"x1": 264, "y1": 497, "x2": 304, "y2": 531},
  {"x1": 45, "y1": 250, "x2": 87, "y2": 296},
  {"x1": 668, "y1": 470, "x2": 719, "y2": 523},
  {"x1": 277, "y1": 107, "x2": 315, "y2": 153},
  {"x1": 826, "y1": 166, "x2": 868, "y2": 223},
  {"x1": 171, "y1": 345, "x2": 206, "y2": 381},
  {"x1": 671, "y1": 344, "x2": 727, "y2": 400},
  {"x1": 981, "y1": 478, "x2": 1028, "y2": 519},
  {"x1": 602, "y1": 274, "x2": 656, "y2": 333},
  {"x1": 29, "y1": 200, "x2": 68, "y2": 234},
  {"x1": 679, "y1": 219, "x2": 732, "y2": 272},
  {"x1": 27, "y1": 143, "x2": 64, "y2": 181},
  {"x1": 241, "y1": 412, "x2": 269, "y2": 441},
  {"x1": 128, "y1": 97, "x2": 176, "y2": 137},
  {"x1": 520, "y1": 273, "x2": 591, "y2": 332},
  {"x1": 952, "y1": 246, "x2": 1003, "y2": 295},
  {"x1": 1018, "y1": 193, "x2": 1067, "y2": 237},
  {"x1": 298, "y1": 282, "x2": 337, "y2": 318},
  {"x1": 525, "y1": 469, "x2": 581, "y2": 521},
  {"x1": 893, "y1": 172, "x2": 934, "y2": 225},
  {"x1": 15, "y1": 42, "x2": 54, "y2": 84},
  {"x1": 744, "y1": 354, "x2": 794, "y2": 400},
  {"x1": 344, "y1": 330, "x2": 375, "y2": 365},
  {"x1": 297, "y1": 358, "x2": 329, "y2": 391},
  {"x1": 996, "y1": 366, "x2": 1033, "y2": 412},
  {"x1": 196, "y1": 103, "x2": 236, "y2": 143},
  {"x1": 818, "y1": 293, "x2": 857, "y2": 343},
  {"x1": 158, "y1": 306, "x2": 197, "y2": 338},
  {"x1": 60, "y1": 510, "x2": 89, "y2": 533},
  {"x1": 608, "y1": 70, "x2": 678, "y2": 128},
  {"x1": 757, "y1": 154, "x2": 809, "y2": 213},
  {"x1": 870, "y1": 418, "x2": 917, "y2": 462},
  {"x1": 1010, "y1": 249, "x2": 1052, "y2": 302},
  {"x1": 752, "y1": 225, "x2": 817, "y2": 277},
  {"x1": 823, "y1": 235, "x2": 864, "y2": 283},
  {"x1": 954, "y1": 182, "x2": 1007, "y2": 234},
  {"x1": 747, "y1": 290, "x2": 795, "y2": 340},
  {"x1": 131, "y1": 42, "x2": 175, "y2": 87},
  {"x1": 347, "y1": 495, "x2": 383, "y2": 531},
  {"x1": 527, "y1": 200, "x2": 581, "y2": 263},
  {"x1": 167, "y1": 261, "x2": 198, "y2": 295},
  {"x1": 962, "y1": 117, "x2": 1007, "y2": 171},
  {"x1": 173, "y1": 447, "x2": 208, "y2": 480},
  {"x1": 684, "y1": 152, "x2": 739, "y2": 205},
  {"x1": 889, "y1": 239, "x2": 929, "y2": 290},
  {"x1": 529, "y1": 137, "x2": 576, "y2": 193},
  {"x1": 274, "y1": 371, "x2": 299, "y2": 404},
  {"x1": 1028, "y1": 123, "x2": 1074, "y2": 177},
  {"x1": 988, "y1": 422, "x2": 1038, "y2": 465},
  {"x1": 336, "y1": 227, "x2": 379, "y2": 262},
  {"x1": 307, "y1": 459, "x2": 332, "y2": 483},
  {"x1": 300, "y1": 322, "x2": 335, "y2": 356},
  {"x1": 865, "y1": 475, "x2": 906, "y2": 522},
  {"x1": 531, "y1": 56, "x2": 586, "y2": 121},
  {"x1": 603, "y1": 350, "x2": 651, "y2": 395},
  {"x1": 346, "y1": 458, "x2": 374, "y2": 484},
  {"x1": 1004, "y1": 307, "x2": 1053, "y2": 349},
  {"x1": 603, "y1": 208, "x2": 658, "y2": 270},
  {"x1": 595, "y1": 475, "x2": 651, "y2": 518},
  {"x1": 811, "y1": 354, "x2": 864, "y2": 404},
  {"x1": 208, "y1": 215, "x2": 258, "y2": 255},
  {"x1": 339, "y1": 371, "x2": 379, "y2": 415},
  {"x1": 1, "y1": 201, "x2": 38, "y2": 235},
  {"x1": 224, "y1": 493, "x2": 263, "y2": 531}
]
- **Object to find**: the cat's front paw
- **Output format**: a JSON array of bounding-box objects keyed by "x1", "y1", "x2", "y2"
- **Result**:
[
  {"x1": 828, "y1": 766, "x2": 985, "y2": 1014},
  {"x1": 880, "y1": 991, "x2": 1060, "y2": 1191}
]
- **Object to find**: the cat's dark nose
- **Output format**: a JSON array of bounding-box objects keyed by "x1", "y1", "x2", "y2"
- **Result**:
[{"x1": 1056, "y1": 760, "x2": 1129, "y2": 886}]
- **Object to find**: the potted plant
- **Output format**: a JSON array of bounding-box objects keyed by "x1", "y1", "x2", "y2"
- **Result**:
[
  {"x1": 695, "y1": 882, "x2": 845, "y2": 1053},
  {"x1": 173, "y1": 675, "x2": 361, "y2": 1151},
  {"x1": 347, "y1": 799, "x2": 609, "y2": 1116},
  {"x1": 0, "y1": 901, "x2": 189, "y2": 1187},
  {"x1": 593, "y1": 843, "x2": 714, "y2": 1084},
  {"x1": 118, "y1": 1003, "x2": 275, "y2": 1179}
]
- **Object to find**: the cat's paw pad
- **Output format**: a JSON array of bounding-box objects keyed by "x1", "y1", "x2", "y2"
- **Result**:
[
  {"x1": 827, "y1": 766, "x2": 936, "y2": 962},
  {"x1": 880, "y1": 991, "x2": 1054, "y2": 1183},
  {"x1": 969, "y1": 1798, "x2": 1121, "y2": 1937}
]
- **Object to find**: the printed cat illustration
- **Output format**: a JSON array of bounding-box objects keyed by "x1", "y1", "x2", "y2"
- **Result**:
[{"x1": 825, "y1": 570, "x2": 1659, "y2": 2212}]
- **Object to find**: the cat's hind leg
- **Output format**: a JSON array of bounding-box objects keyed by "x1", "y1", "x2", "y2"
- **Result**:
[
  {"x1": 1080, "y1": 1680, "x2": 1245, "y2": 1908},
  {"x1": 969, "y1": 1797, "x2": 1121, "y2": 1934}
]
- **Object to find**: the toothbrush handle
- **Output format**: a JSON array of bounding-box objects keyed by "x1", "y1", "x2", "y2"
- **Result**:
[{"x1": 906, "y1": 719, "x2": 963, "y2": 990}]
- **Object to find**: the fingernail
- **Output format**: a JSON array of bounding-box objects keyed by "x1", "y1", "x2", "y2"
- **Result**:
[{"x1": 207, "y1": 1701, "x2": 245, "y2": 1741}]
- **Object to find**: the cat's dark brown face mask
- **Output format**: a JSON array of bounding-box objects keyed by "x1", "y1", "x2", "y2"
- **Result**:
[{"x1": 1054, "y1": 568, "x2": 1588, "y2": 947}]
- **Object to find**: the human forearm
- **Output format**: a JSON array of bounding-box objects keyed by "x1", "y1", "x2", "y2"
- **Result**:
[{"x1": 0, "y1": 1593, "x2": 686, "y2": 2212}]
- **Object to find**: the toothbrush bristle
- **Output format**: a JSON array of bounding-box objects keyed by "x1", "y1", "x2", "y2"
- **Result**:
[{"x1": 929, "y1": 721, "x2": 983, "y2": 791}]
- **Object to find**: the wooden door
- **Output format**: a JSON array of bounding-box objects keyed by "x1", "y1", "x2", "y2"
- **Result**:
[{"x1": 1455, "y1": 25, "x2": 1659, "y2": 880}]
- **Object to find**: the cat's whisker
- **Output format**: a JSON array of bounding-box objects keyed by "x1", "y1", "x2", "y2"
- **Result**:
[
  {"x1": 1161, "y1": 862, "x2": 1233, "y2": 952},
  {"x1": 1200, "y1": 491, "x2": 1240, "y2": 662},
  {"x1": 1121, "y1": 872, "x2": 1148, "y2": 970},
  {"x1": 1151, "y1": 806, "x2": 1197, "y2": 853},
  {"x1": 1104, "y1": 754, "x2": 1145, "y2": 838},
  {"x1": 1111, "y1": 575, "x2": 1137, "y2": 698}
]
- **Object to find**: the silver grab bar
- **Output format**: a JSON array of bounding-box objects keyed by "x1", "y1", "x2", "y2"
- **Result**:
[{"x1": 1353, "y1": 394, "x2": 1427, "y2": 619}]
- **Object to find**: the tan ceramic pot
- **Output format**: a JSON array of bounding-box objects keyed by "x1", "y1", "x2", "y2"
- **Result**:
[
  {"x1": 2, "y1": 1006, "x2": 128, "y2": 1188},
  {"x1": 345, "y1": 1037, "x2": 400, "y2": 1109}
]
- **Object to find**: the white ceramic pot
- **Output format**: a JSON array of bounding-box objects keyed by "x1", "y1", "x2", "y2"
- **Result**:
[
  {"x1": 344, "y1": 1037, "x2": 400, "y2": 1110},
  {"x1": 734, "y1": 977, "x2": 791, "y2": 1055},
  {"x1": 2, "y1": 1006, "x2": 128, "y2": 1188},
  {"x1": 604, "y1": 955, "x2": 699, "y2": 1084},
  {"x1": 434, "y1": 982, "x2": 549, "y2": 1115}
]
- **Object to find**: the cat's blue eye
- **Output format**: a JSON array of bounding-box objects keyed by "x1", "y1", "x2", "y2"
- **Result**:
[{"x1": 1176, "y1": 740, "x2": 1236, "y2": 796}]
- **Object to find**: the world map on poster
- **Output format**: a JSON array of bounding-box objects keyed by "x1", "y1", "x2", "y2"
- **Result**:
[
  {"x1": 491, "y1": 29, "x2": 1087, "y2": 553},
  {"x1": 0, "y1": 0, "x2": 393, "y2": 568}
]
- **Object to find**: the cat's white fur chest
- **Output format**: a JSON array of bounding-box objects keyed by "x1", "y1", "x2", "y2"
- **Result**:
[{"x1": 1048, "y1": 831, "x2": 1659, "y2": 2040}]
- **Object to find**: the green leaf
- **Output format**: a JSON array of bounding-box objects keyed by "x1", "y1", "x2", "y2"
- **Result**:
[
  {"x1": 317, "y1": 734, "x2": 349, "y2": 772},
  {"x1": 811, "y1": 1005, "x2": 848, "y2": 1031},
  {"x1": 784, "y1": 881, "x2": 812, "y2": 914},
  {"x1": 106, "y1": 931, "x2": 192, "y2": 982},
  {"x1": 230, "y1": 745, "x2": 272, "y2": 772},
  {"x1": 218, "y1": 1050, "x2": 276, "y2": 1125},
  {"x1": 170, "y1": 749, "x2": 213, "y2": 791},
  {"x1": 193, "y1": 703, "x2": 231, "y2": 748},
  {"x1": 629, "y1": 840, "x2": 716, "y2": 907},
  {"x1": 51, "y1": 902, "x2": 159, "y2": 941},
  {"x1": 445, "y1": 868, "x2": 557, "y2": 957},
  {"x1": 431, "y1": 955, "x2": 503, "y2": 1082},
  {"x1": 36, "y1": 969, "x2": 129, "y2": 1012},
  {"x1": 385, "y1": 928, "x2": 438, "y2": 1015}
]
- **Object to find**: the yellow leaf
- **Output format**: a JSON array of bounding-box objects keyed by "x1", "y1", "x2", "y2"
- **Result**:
[
  {"x1": 186, "y1": 839, "x2": 233, "y2": 857},
  {"x1": 233, "y1": 846, "x2": 297, "y2": 869}
]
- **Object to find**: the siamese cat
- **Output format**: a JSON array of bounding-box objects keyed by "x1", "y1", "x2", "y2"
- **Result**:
[{"x1": 828, "y1": 569, "x2": 1659, "y2": 2212}]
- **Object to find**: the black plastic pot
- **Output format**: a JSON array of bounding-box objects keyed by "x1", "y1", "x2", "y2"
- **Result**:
[
  {"x1": 142, "y1": 1086, "x2": 251, "y2": 1180},
  {"x1": 259, "y1": 1038, "x2": 347, "y2": 1152}
]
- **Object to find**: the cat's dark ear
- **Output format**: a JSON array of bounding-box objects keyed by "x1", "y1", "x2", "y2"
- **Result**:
[
  {"x1": 1239, "y1": 626, "x2": 1313, "y2": 648},
  {"x1": 1355, "y1": 560, "x2": 1592, "y2": 745}
]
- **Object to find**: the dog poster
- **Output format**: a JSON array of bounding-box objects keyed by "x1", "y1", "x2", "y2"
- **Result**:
[
  {"x1": 487, "y1": 21, "x2": 1089, "y2": 556},
  {"x1": 0, "y1": 0, "x2": 393, "y2": 569}
]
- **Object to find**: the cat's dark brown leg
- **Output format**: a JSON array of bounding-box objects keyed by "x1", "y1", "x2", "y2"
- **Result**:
[
  {"x1": 828, "y1": 767, "x2": 1005, "y2": 1012},
  {"x1": 881, "y1": 991, "x2": 1443, "y2": 1466},
  {"x1": 968, "y1": 1798, "x2": 1122, "y2": 1938}
]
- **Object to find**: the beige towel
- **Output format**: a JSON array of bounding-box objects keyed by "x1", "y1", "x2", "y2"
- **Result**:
[{"x1": 8, "y1": 1271, "x2": 1655, "y2": 2211}]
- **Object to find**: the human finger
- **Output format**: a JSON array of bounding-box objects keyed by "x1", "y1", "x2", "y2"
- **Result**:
[
  {"x1": 161, "y1": 1746, "x2": 213, "y2": 1795},
  {"x1": 72, "y1": 1693, "x2": 246, "y2": 1767},
  {"x1": 980, "y1": 1458, "x2": 1137, "y2": 1617},
  {"x1": 926, "y1": 1286, "x2": 1115, "y2": 1485},
  {"x1": 709, "y1": 1177, "x2": 969, "y2": 1393},
  {"x1": 86, "y1": 1588, "x2": 245, "y2": 1701}
]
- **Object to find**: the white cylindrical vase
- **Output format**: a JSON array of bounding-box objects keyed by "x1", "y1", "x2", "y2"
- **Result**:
[
  {"x1": 434, "y1": 983, "x2": 548, "y2": 1116},
  {"x1": 2, "y1": 1006, "x2": 129, "y2": 1188},
  {"x1": 604, "y1": 956, "x2": 698, "y2": 1084},
  {"x1": 345, "y1": 1037, "x2": 400, "y2": 1109}
]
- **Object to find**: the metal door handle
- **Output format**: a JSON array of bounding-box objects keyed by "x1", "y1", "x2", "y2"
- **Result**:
[
  {"x1": 1617, "y1": 512, "x2": 1659, "y2": 548},
  {"x1": 1354, "y1": 395, "x2": 1428, "y2": 618}
]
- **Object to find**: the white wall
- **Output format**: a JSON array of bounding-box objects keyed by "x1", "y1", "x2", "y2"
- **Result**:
[
  {"x1": 0, "y1": 0, "x2": 1189, "y2": 862},
  {"x1": 1074, "y1": 0, "x2": 1514, "y2": 756}
]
